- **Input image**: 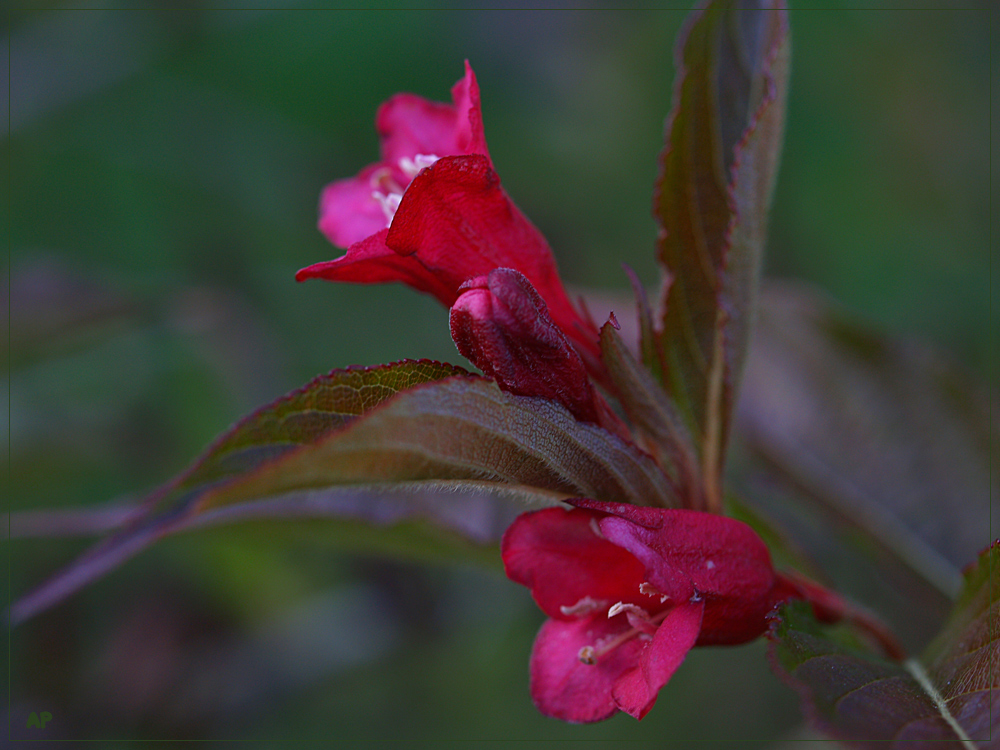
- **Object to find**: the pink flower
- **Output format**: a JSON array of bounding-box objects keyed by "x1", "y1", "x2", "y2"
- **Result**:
[
  {"x1": 314, "y1": 60, "x2": 490, "y2": 250},
  {"x1": 501, "y1": 499, "x2": 802, "y2": 723},
  {"x1": 296, "y1": 63, "x2": 600, "y2": 364}
]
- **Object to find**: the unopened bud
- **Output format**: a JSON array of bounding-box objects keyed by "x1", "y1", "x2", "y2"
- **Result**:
[{"x1": 450, "y1": 268, "x2": 600, "y2": 424}]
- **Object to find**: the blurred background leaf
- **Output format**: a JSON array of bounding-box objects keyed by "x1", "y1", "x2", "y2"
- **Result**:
[
  {"x1": 6, "y1": 6, "x2": 990, "y2": 743},
  {"x1": 732, "y1": 282, "x2": 995, "y2": 653}
]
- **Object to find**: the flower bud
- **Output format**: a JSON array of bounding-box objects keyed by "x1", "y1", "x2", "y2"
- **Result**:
[{"x1": 450, "y1": 268, "x2": 599, "y2": 425}]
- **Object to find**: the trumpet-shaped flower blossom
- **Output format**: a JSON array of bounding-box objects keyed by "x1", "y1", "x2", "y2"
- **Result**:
[
  {"x1": 296, "y1": 63, "x2": 600, "y2": 364},
  {"x1": 502, "y1": 499, "x2": 816, "y2": 723}
]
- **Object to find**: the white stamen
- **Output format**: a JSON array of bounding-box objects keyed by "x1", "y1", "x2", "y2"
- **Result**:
[
  {"x1": 372, "y1": 191, "x2": 402, "y2": 225},
  {"x1": 559, "y1": 596, "x2": 607, "y2": 617},
  {"x1": 581, "y1": 606, "x2": 675, "y2": 663},
  {"x1": 639, "y1": 581, "x2": 670, "y2": 603},
  {"x1": 399, "y1": 153, "x2": 440, "y2": 179},
  {"x1": 607, "y1": 601, "x2": 650, "y2": 620}
]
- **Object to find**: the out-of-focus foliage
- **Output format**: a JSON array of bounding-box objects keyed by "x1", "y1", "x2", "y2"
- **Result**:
[
  {"x1": 6, "y1": 7, "x2": 990, "y2": 743},
  {"x1": 734, "y1": 283, "x2": 995, "y2": 651},
  {"x1": 768, "y1": 543, "x2": 998, "y2": 747}
]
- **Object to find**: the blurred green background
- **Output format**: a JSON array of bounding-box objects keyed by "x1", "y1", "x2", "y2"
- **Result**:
[{"x1": 5, "y1": 6, "x2": 991, "y2": 745}]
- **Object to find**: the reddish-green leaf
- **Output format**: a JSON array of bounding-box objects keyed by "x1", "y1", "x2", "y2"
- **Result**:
[
  {"x1": 9, "y1": 358, "x2": 468, "y2": 537},
  {"x1": 10, "y1": 359, "x2": 466, "y2": 621},
  {"x1": 921, "y1": 542, "x2": 999, "y2": 746},
  {"x1": 654, "y1": 0, "x2": 789, "y2": 511},
  {"x1": 599, "y1": 320, "x2": 699, "y2": 507},
  {"x1": 195, "y1": 376, "x2": 676, "y2": 514},
  {"x1": 623, "y1": 264, "x2": 666, "y2": 386},
  {"x1": 768, "y1": 543, "x2": 998, "y2": 747},
  {"x1": 11, "y1": 367, "x2": 676, "y2": 624},
  {"x1": 152, "y1": 358, "x2": 472, "y2": 509}
]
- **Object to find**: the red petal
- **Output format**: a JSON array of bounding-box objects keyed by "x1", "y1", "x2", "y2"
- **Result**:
[
  {"x1": 502, "y1": 507, "x2": 646, "y2": 620},
  {"x1": 313, "y1": 63, "x2": 491, "y2": 257},
  {"x1": 450, "y1": 60, "x2": 490, "y2": 160},
  {"x1": 295, "y1": 229, "x2": 456, "y2": 305},
  {"x1": 387, "y1": 155, "x2": 598, "y2": 359},
  {"x1": 611, "y1": 600, "x2": 704, "y2": 719},
  {"x1": 377, "y1": 94, "x2": 464, "y2": 165},
  {"x1": 529, "y1": 615, "x2": 644, "y2": 724},
  {"x1": 377, "y1": 60, "x2": 490, "y2": 166},
  {"x1": 450, "y1": 269, "x2": 599, "y2": 424},
  {"x1": 317, "y1": 164, "x2": 392, "y2": 249},
  {"x1": 568, "y1": 500, "x2": 778, "y2": 644}
]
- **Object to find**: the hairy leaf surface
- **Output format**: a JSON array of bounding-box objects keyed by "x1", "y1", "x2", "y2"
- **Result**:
[
  {"x1": 196, "y1": 376, "x2": 676, "y2": 513},
  {"x1": 157, "y1": 359, "x2": 472, "y2": 507},
  {"x1": 11, "y1": 365, "x2": 675, "y2": 624}
]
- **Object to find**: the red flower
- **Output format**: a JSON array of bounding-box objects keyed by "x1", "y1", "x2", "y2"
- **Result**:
[
  {"x1": 296, "y1": 63, "x2": 600, "y2": 364},
  {"x1": 502, "y1": 499, "x2": 801, "y2": 723}
]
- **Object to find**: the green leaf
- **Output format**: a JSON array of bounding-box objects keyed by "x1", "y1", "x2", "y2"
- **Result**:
[
  {"x1": 11, "y1": 366, "x2": 675, "y2": 624},
  {"x1": 654, "y1": 0, "x2": 789, "y2": 511},
  {"x1": 768, "y1": 543, "x2": 998, "y2": 747}
]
